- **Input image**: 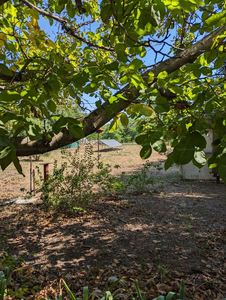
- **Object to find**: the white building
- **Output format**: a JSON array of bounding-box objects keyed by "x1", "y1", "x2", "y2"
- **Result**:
[{"x1": 180, "y1": 130, "x2": 217, "y2": 180}]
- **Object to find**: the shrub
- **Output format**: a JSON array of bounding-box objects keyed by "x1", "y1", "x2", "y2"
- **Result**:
[
  {"x1": 36, "y1": 146, "x2": 165, "y2": 211},
  {"x1": 36, "y1": 144, "x2": 126, "y2": 211}
]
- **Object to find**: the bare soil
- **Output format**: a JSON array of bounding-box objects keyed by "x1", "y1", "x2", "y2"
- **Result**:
[{"x1": 0, "y1": 144, "x2": 225, "y2": 299}]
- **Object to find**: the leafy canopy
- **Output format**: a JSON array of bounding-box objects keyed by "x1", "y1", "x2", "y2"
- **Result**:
[{"x1": 0, "y1": 0, "x2": 226, "y2": 179}]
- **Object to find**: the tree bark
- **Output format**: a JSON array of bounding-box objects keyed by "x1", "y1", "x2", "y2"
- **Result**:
[{"x1": 9, "y1": 25, "x2": 226, "y2": 156}]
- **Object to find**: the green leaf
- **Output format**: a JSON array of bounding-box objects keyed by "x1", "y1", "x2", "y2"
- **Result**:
[
  {"x1": 83, "y1": 286, "x2": 89, "y2": 300},
  {"x1": 140, "y1": 145, "x2": 152, "y2": 159},
  {"x1": 135, "y1": 134, "x2": 151, "y2": 146},
  {"x1": 104, "y1": 291, "x2": 113, "y2": 300},
  {"x1": 0, "y1": 146, "x2": 15, "y2": 171},
  {"x1": 154, "y1": 0, "x2": 165, "y2": 19},
  {"x1": 101, "y1": 2, "x2": 112, "y2": 24},
  {"x1": 179, "y1": 0, "x2": 196, "y2": 12},
  {"x1": 205, "y1": 100, "x2": 214, "y2": 114},
  {"x1": 28, "y1": 125, "x2": 39, "y2": 137},
  {"x1": 109, "y1": 117, "x2": 119, "y2": 133},
  {"x1": 151, "y1": 95, "x2": 170, "y2": 113},
  {"x1": 157, "y1": 71, "x2": 168, "y2": 80},
  {"x1": 153, "y1": 295, "x2": 164, "y2": 300},
  {"x1": 129, "y1": 59, "x2": 143, "y2": 71},
  {"x1": 52, "y1": 117, "x2": 67, "y2": 134},
  {"x1": 120, "y1": 113, "x2": 129, "y2": 127},
  {"x1": 139, "y1": 8, "x2": 151, "y2": 29},
  {"x1": 44, "y1": 82, "x2": 53, "y2": 93},
  {"x1": 190, "y1": 23, "x2": 200, "y2": 32},
  {"x1": 214, "y1": 56, "x2": 225, "y2": 69},
  {"x1": 61, "y1": 279, "x2": 76, "y2": 300},
  {"x1": 179, "y1": 280, "x2": 185, "y2": 300},
  {"x1": 200, "y1": 67, "x2": 212, "y2": 76},
  {"x1": 0, "y1": 135, "x2": 9, "y2": 146},
  {"x1": 68, "y1": 123, "x2": 84, "y2": 139},
  {"x1": 109, "y1": 96, "x2": 118, "y2": 104},
  {"x1": 105, "y1": 61, "x2": 119, "y2": 71},
  {"x1": 13, "y1": 156, "x2": 24, "y2": 176},
  {"x1": 66, "y1": 0, "x2": 75, "y2": 18},
  {"x1": 190, "y1": 131, "x2": 207, "y2": 149},
  {"x1": 152, "y1": 140, "x2": 166, "y2": 153},
  {"x1": 173, "y1": 138, "x2": 195, "y2": 165},
  {"x1": 73, "y1": 74, "x2": 88, "y2": 87},
  {"x1": 120, "y1": 75, "x2": 128, "y2": 85},
  {"x1": 0, "y1": 90, "x2": 21, "y2": 103},
  {"x1": 0, "y1": 64, "x2": 12, "y2": 76},
  {"x1": 47, "y1": 100, "x2": 56, "y2": 113},
  {"x1": 95, "y1": 100, "x2": 102, "y2": 108},
  {"x1": 131, "y1": 104, "x2": 155, "y2": 117},
  {"x1": 164, "y1": 152, "x2": 175, "y2": 170},
  {"x1": 148, "y1": 71, "x2": 155, "y2": 83},
  {"x1": 165, "y1": 291, "x2": 177, "y2": 300},
  {"x1": 205, "y1": 10, "x2": 226, "y2": 26},
  {"x1": 115, "y1": 43, "x2": 127, "y2": 63}
]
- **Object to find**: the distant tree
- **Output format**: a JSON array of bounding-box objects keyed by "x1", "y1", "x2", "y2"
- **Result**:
[{"x1": 101, "y1": 123, "x2": 137, "y2": 143}]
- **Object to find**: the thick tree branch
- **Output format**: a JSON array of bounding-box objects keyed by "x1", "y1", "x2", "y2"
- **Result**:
[{"x1": 10, "y1": 25, "x2": 226, "y2": 156}]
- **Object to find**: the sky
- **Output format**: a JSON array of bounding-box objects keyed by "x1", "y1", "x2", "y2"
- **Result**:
[{"x1": 38, "y1": 12, "x2": 175, "y2": 112}]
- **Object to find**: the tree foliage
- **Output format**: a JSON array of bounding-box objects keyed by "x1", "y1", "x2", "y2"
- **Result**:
[{"x1": 0, "y1": 0, "x2": 226, "y2": 178}]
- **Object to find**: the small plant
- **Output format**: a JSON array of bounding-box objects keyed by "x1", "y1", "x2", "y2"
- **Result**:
[
  {"x1": 54, "y1": 278, "x2": 226, "y2": 300},
  {"x1": 0, "y1": 252, "x2": 24, "y2": 300},
  {"x1": 126, "y1": 161, "x2": 163, "y2": 194},
  {"x1": 54, "y1": 277, "x2": 215, "y2": 300},
  {"x1": 0, "y1": 267, "x2": 11, "y2": 300},
  {"x1": 94, "y1": 162, "x2": 127, "y2": 195}
]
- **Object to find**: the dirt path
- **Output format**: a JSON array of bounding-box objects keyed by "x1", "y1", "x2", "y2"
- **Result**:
[{"x1": 0, "y1": 145, "x2": 225, "y2": 299}]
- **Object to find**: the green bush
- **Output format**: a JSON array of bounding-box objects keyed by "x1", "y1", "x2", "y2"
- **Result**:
[
  {"x1": 36, "y1": 144, "x2": 126, "y2": 211},
  {"x1": 36, "y1": 146, "x2": 165, "y2": 211}
]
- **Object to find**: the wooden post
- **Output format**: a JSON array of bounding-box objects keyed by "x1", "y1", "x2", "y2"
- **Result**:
[
  {"x1": 33, "y1": 169, "x2": 36, "y2": 195},
  {"x1": 30, "y1": 156, "x2": 33, "y2": 193},
  {"x1": 43, "y1": 163, "x2": 49, "y2": 182},
  {"x1": 40, "y1": 163, "x2": 51, "y2": 201}
]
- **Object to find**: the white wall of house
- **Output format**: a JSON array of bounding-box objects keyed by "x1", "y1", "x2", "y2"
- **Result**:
[{"x1": 180, "y1": 130, "x2": 215, "y2": 180}]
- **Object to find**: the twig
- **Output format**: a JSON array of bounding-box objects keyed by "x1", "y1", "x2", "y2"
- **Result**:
[{"x1": 20, "y1": 0, "x2": 114, "y2": 51}]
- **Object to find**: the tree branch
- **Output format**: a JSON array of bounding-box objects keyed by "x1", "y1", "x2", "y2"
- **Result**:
[
  {"x1": 20, "y1": 0, "x2": 114, "y2": 51},
  {"x1": 10, "y1": 25, "x2": 226, "y2": 156}
]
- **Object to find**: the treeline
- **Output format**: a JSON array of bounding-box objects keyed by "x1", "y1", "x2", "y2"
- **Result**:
[{"x1": 88, "y1": 123, "x2": 138, "y2": 143}]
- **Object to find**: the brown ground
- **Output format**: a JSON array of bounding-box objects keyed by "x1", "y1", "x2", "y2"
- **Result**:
[{"x1": 0, "y1": 144, "x2": 225, "y2": 299}]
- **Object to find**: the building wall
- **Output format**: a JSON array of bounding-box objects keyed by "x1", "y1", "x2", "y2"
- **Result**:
[{"x1": 180, "y1": 131, "x2": 215, "y2": 180}]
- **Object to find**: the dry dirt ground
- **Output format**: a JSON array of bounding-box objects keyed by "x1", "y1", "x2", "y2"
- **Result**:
[{"x1": 0, "y1": 144, "x2": 225, "y2": 299}]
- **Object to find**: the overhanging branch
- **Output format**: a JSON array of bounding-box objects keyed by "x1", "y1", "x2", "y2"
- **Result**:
[
  {"x1": 20, "y1": 0, "x2": 114, "y2": 51},
  {"x1": 9, "y1": 25, "x2": 226, "y2": 156}
]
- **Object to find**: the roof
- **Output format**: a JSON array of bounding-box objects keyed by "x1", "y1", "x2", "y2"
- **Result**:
[{"x1": 100, "y1": 139, "x2": 122, "y2": 148}]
